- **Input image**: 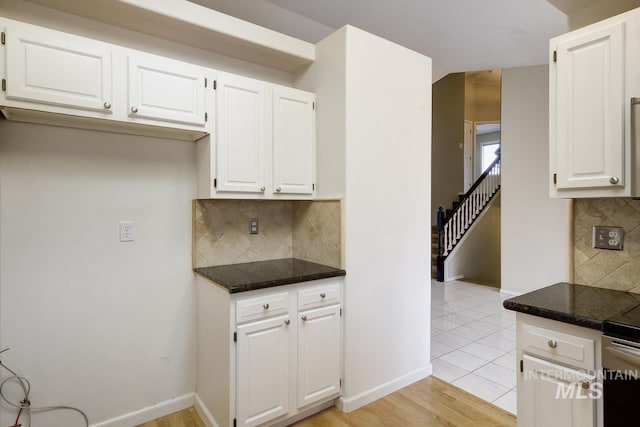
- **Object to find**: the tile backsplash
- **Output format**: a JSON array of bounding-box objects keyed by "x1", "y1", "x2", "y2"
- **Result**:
[
  {"x1": 194, "y1": 199, "x2": 342, "y2": 269},
  {"x1": 574, "y1": 198, "x2": 640, "y2": 293}
]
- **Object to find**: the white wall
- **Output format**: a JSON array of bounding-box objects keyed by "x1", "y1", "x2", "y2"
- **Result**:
[
  {"x1": 0, "y1": 3, "x2": 305, "y2": 425},
  {"x1": 0, "y1": 122, "x2": 196, "y2": 425},
  {"x1": 445, "y1": 197, "x2": 501, "y2": 287},
  {"x1": 297, "y1": 25, "x2": 432, "y2": 411},
  {"x1": 343, "y1": 26, "x2": 431, "y2": 409},
  {"x1": 501, "y1": 65, "x2": 571, "y2": 295}
]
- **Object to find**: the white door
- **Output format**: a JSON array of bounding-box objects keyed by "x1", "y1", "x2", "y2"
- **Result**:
[
  {"x1": 236, "y1": 315, "x2": 290, "y2": 427},
  {"x1": 5, "y1": 22, "x2": 113, "y2": 113},
  {"x1": 463, "y1": 120, "x2": 473, "y2": 191},
  {"x1": 297, "y1": 304, "x2": 341, "y2": 408},
  {"x1": 127, "y1": 54, "x2": 206, "y2": 126},
  {"x1": 272, "y1": 87, "x2": 315, "y2": 195},
  {"x1": 216, "y1": 75, "x2": 266, "y2": 193},
  {"x1": 555, "y1": 21, "x2": 625, "y2": 190},
  {"x1": 520, "y1": 354, "x2": 596, "y2": 427}
]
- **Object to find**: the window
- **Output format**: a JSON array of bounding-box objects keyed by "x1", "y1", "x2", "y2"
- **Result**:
[{"x1": 481, "y1": 143, "x2": 500, "y2": 173}]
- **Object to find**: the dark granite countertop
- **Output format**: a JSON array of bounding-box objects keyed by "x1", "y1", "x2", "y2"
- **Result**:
[
  {"x1": 194, "y1": 258, "x2": 346, "y2": 293},
  {"x1": 503, "y1": 282, "x2": 640, "y2": 330}
]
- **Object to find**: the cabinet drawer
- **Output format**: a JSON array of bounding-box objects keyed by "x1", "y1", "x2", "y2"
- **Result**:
[
  {"x1": 236, "y1": 292, "x2": 289, "y2": 324},
  {"x1": 521, "y1": 323, "x2": 595, "y2": 370},
  {"x1": 298, "y1": 283, "x2": 340, "y2": 311}
]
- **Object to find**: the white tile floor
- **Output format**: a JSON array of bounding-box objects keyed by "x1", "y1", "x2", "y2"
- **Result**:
[{"x1": 431, "y1": 279, "x2": 517, "y2": 415}]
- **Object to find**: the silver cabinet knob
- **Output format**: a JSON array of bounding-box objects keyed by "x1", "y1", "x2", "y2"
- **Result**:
[
  {"x1": 580, "y1": 380, "x2": 590, "y2": 390},
  {"x1": 262, "y1": 303, "x2": 269, "y2": 310},
  {"x1": 131, "y1": 106, "x2": 138, "y2": 113},
  {"x1": 284, "y1": 319, "x2": 290, "y2": 326},
  {"x1": 548, "y1": 340, "x2": 558, "y2": 349},
  {"x1": 320, "y1": 293, "x2": 326, "y2": 298},
  {"x1": 103, "y1": 102, "x2": 111, "y2": 109},
  {"x1": 260, "y1": 186, "x2": 265, "y2": 192},
  {"x1": 610, "y1": 176, "x2": 620, "y2": 184},
  {"x1": 276, "y1": 187, "x2": 282, "y2": 192},
  {"x1": 301, "y1": 315, "x2": 307, "y2": 322}
]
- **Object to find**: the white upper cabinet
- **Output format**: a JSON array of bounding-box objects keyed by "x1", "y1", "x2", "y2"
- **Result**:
[
  {"x1": 272, "y1": 87, "x2": 315, "y2": 195},
  {"x1": 127, "y1": 53, "x2": 207, "y2": 126},
  {"x1": 555, "y1": 22, "x2": 625, "y2": 190},
  {"x1": 215, "y1": 75, "x2": 266, "y2": 194},
  {"x1": 550, "y1": 9, "x2": 640, "y2": 198},
  {"x1": 5, "y1": 20, "x2": 113, "y2": 114},
  {"x1": 0, "y1": 17, "x2": 210, "y2": 141},
  {"x1": 197, "y1": 77, "x2": 316, "y2": 200}
]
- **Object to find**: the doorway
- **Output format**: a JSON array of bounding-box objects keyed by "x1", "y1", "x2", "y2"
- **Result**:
[{"x1": 474, "y1": 122, "x2": 501, "y2": 179}]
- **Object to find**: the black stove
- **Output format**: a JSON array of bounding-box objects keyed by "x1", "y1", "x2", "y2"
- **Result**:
[{"x1": 603, "y1": 303, "x2": 640, "y2": 342}]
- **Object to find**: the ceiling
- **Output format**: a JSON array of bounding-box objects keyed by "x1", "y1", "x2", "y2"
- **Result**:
[{"x1": 188, "y1": 0, "x2": 568, "y2": 81}]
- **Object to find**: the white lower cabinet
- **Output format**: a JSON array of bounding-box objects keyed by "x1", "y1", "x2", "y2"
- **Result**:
[
  {"x1": 520, "y1": 354, "x2": 596, "y2": 427},
  {"x1": 195, "y1": 276, "x2": 342, "y2": 427},
  {"x1": 516, "y1": 313, "x2": 602, "y2": 427},
  {"x1": 237, "y1": 315, "x2": 290, "y2": 427},
  {"x1": 297, "y1": 304, "x2": 341, "y2": 408}
]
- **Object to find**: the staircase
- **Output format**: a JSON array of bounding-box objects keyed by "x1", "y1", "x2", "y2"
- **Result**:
[
  {"x1": 434, "y1": 153, "x2": 501, "y2": 281},
  {"x1": 431, "y1": 194, "x2": 464, "y2": 279}
]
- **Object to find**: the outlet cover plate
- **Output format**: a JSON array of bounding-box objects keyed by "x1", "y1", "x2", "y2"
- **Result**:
[
  {"x1": 593, "y1": 226, "x2": 624, "y2": 250},
  {"x1": 120, "y1": 221, "x2": 134, "y2": 242}
]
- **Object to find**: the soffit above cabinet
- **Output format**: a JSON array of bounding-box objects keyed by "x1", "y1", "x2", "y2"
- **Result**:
[{"x1": 24, "y1": 0, "x2": 316, "y2": 72}]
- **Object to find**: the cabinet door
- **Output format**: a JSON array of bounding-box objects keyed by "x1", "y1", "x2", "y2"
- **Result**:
[
  {"x1": 297, "y1": 304, "x2": 341, "y2": 408},
  {"x1": 127, "y1": 54, "x2": 206, "y2": 126},
  {"x1": 5, "y1": 23, "x2": 113, "y2": 113},
  {"x1": 520, "y1": 354, "x2": 596, "y2": 427},
  {"x1": 216, "y1": 76, "x2": 266, "y2": 193},
  {"x1": 272, "y1": 87, "x2": 315, "y2": 195},
  {"x1": 554, "y1": 21, "x2": 625, "y2": 190},
  {"x1": 236, "y1": 315, "x2": 289, "y2": 427}
]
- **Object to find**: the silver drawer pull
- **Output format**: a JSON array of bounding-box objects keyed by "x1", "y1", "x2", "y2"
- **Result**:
[
  {"x1": 262, "y1": 303, "x2": 269, "y2": 310},
  {"x1": 103, "y1": 102, "x2": 111, "y2": 109},
  {"x1": 131, "y1": 106, "x2": 138, "y2": 113},
  {"x1": 610, "y1": 176, "x2": 620, "y2": 185},
  {"x1": 284, "y1": 319, "x2": 290, "y2": 326},
  {"x1": 301, "y1": 315, "x2": 307, "y2": 322},
  {"x1": 320, "y1": 293, "x2": 326, "y2": 298},
  {"x1": 548, "y1": 340, "x2": 558, "y2": 349}
]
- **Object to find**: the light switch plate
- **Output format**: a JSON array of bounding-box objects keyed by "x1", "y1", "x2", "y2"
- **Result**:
[
  {"x1": 593, "y1": 226, "x2": 624, "y2": 250},
  {"x1": 249, "y1": 218, "x2": 258, "y2": 234}
]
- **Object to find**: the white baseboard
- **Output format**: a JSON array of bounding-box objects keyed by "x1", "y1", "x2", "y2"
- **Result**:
[
  {"x1": 500, "y1": 288, "x2": 524, "y2": 297},
  {"x1": 445, "y1": 274, "x2": 464, "y2": 281},
  {"x1": 336, "y1": 365, "x2": 432, "y2": 413},
  {"x1": 194, "y1": 394, "x2": 219, "y2": 427},
  {"x1": 91, "y1": 393, "x2": 194, "y2": 427}
]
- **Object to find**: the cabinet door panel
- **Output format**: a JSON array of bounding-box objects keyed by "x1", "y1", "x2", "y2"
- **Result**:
[
  {"x1": 127, "y1": 54, "x2": 206, "y2": 126},
  {"x1": 6, "y1": 23, "x2": 112, "y2": 113},
  {"x1": 520, "y1": 354, "x2": 596, "y2": 427},
  {"x1": 216, "y1": 76, "x2": 265, "y2": 193},
  {"x1": 273, "y1": 87, "x2": 315, "y2": 195},
  {"x1": 298, "y1": 304, "x2": 341, "y2": 408},
  {"x1": 237, "y1": 315, "x2": 289, "y2": 427},
  {"x1": 556, "y1": 21, "x2": 625, "y2": 189}
]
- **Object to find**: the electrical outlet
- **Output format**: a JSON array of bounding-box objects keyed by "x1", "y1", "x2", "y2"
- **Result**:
[
  {"x1": 593, "y1": 226, "x2": 624, "y2": 250},
  {"x1": 120, "y1": 221, "x2": 134, "y2": 242},
  {"x1": 249, "y1": 218, "x2": 258, "y2": 234}
]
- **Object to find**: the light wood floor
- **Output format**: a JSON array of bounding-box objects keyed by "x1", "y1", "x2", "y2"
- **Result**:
[{"x1": 138, "y1": 376, "x2": 516, "y2": 427}]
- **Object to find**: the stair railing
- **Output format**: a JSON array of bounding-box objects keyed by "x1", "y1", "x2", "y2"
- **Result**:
[{"x1": 436, "y1": 153, "x2": 501, "y2": 281}]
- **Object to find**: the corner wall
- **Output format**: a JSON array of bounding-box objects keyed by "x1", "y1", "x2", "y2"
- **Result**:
[
  {"x1": 432, "y1": 73, "x2": 465, "y2": 224},
  {"x1": 0, "y1": 121, "x2": 196, "y2": 425},
  {"x1": 500, "y1": 65, "x2": 571, "y2": 295}
]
